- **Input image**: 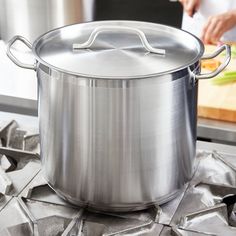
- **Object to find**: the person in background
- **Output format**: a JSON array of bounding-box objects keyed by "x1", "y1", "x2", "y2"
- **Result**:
[{"x1": 179, "y1": 0, "x2": 236, "y2": 44}]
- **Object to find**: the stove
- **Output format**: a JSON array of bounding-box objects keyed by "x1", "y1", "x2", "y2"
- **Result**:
[{"x1": 0, "y1": 117, "x2": 236, "y2": 235}]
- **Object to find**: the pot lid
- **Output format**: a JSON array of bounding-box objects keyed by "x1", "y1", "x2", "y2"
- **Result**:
[{"x1": 33, "y1": 21, "x2": 204, "y2": 79}]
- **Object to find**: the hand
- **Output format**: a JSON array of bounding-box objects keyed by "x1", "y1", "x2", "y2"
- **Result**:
[
  {"x1": 201, "y1": 10, "x2": 236, "y2": 44},
  {"x1": 179, "y1": 0, "x2": 201, "y2": 17}
]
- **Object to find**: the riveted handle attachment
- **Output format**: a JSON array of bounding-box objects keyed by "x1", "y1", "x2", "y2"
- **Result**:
[
  {"x1": 7, "y1": 35, "x2": 36, "y2": 70},
  {"x1": 195, "y1": 44, "x2": 231, "y2": 80},
  {"x1": 73, "y1": 26, "x2": 166, "y2": 55}
]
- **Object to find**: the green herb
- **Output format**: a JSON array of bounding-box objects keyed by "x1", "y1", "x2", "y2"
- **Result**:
[
  {"x1": 221, "y1": 45, "x2": 236, "y2": 58},
  {"x1": 212, "y1": 71, "x2": 236, "y2": 85},
  {"x1": 223, "y1": 71, "x2": 236, "y2": 76}
]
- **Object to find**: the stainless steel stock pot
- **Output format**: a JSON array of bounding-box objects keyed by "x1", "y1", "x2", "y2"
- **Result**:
[{"x1": 6, "y1": 21, "x2": 231, "y2": 212}]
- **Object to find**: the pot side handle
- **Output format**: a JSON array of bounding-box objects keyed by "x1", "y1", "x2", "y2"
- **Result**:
[
  {"x1": 73, "y1": 25, "x2": 166, "y2": 55},
  {"x1": 195, "y1": 44, "x2": 231, "y2": 80},
  {"x1": 6, "y1": 36, "x2": 36, "y2": 70}
]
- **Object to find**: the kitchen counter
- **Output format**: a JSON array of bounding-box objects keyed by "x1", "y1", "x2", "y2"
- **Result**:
[{"x1": 198, "y1": 117, "x2": 236, "y2": 144}]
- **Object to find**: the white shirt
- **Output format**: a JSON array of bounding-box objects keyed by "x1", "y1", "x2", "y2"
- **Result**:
[{"x1": 182, "y1": 0, "x2": 236, "y2": 41}]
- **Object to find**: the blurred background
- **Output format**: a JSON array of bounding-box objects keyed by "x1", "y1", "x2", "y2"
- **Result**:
[{"x1": 95, "y1": 0, "x2": 182, "y2": 27}]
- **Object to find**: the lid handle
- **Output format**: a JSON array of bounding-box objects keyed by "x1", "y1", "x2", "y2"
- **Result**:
[{"x1": 73, "y1": 26, "x2": 166, "y2": 55}]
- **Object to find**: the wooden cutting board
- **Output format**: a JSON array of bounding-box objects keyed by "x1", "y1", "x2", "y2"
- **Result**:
[{"x1": 198, "y1": 44, "x2": 236, "y2": 122}]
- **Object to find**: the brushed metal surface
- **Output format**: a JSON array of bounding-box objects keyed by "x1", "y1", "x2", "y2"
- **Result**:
[
  {"x1": 33, "y1": 21, "x2": 204, "y2": 78},
  {"x1": 38, "y1": 66, "x2": 198, "y2": 211},
  {"x1": 0, "y1": 0, "x2": 94, "y2": 43}
]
